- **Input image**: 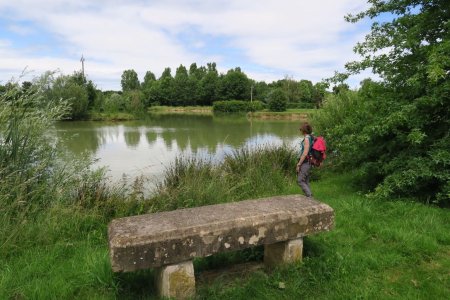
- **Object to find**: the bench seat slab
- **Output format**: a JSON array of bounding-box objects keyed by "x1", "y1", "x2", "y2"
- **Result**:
[{"x1": 109, "y1": 195, "x2": 334, "y2": 272}]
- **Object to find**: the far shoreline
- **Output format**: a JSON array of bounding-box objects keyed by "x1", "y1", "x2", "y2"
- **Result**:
[
  {"x1": 64, "y1": 106, "x2": 315, "y2": 121},
  {"x1": 148, "y1": 106, "x2": 315, "y2": 121}
]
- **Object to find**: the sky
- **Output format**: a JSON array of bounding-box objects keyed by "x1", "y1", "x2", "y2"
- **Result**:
[{"x1": 0, "y1": 0, "x2": 375, "y2": 91}]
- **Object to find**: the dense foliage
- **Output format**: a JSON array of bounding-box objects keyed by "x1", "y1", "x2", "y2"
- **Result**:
[
  {"x1": 268, "y1": 89, "x2": 288, "y2": 112},
  {"x1": 314, "y1": 0, "x2": 449, "y2": 205},
  {"x1": 56, "y1": 62, "x2": 326, "y2": 116},
  {"x1": 45, "y1": 72, "x2": 89, "y2": 119},
  {"x1": 40, "y1": 71, "x2": 104, "y2": 120},
  {"x1": 117, "y1": 62, "x2": 327, "y2": 108},
  {"x1": 212, "y1": 100, "x2": 264, "y2": 113},
  {"x1": 121, "y1": 69, "x2": 140, "y2": 92}
]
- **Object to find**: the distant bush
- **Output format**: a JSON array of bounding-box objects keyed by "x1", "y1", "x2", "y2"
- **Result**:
[
  {"x1": 268, "y1": 89, "x2": 287, "y2": 112},
  {"x1": 92, "y1": 90, "x2": 105, "y2": 111},
  {"x1": 104, "y1": 93, "x2": 125, "y2": 112},
  {"x1": 213, "y1": 100, "x2": 263, "y2": 113},
  {"x1": 287, "y1": 102, "x2": 316, "y2": 109},
  {"x1": 248, "y1": 101, "x2": 264, "y2": 112},
  {"x1": 123, "y1": 90, "x2": 145, "y2": 112},
  {"x1": 213, "y1": 100, "x2": 247, "y2": 113},
  {"x1": 46, "y1": 73, "x2": 89, "y2": 119}
]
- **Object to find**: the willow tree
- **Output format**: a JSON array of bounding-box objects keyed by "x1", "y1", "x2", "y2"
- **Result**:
[{"x1": 315, "y1": 0, "x2": 449, "y2": 204}]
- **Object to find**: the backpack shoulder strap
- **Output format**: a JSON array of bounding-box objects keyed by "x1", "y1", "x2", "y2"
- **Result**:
[{"x1": 307, "y1": 135, "x2": 314, "y2": 153}]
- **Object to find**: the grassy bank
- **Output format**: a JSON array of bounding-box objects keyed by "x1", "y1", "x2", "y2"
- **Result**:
[
  {"x1": 249, "y1": 109, "x2": 315, "y2": 120},
  {"x1": 147, "y1": 106, "x2": 315, "y2": 121},
  {"x1": 88, "y1": 111, "x2": 138, "y2": 121},
  {"x1": 1, "y1": 146, "x2": 448, "y2": 299},
  {"x1": 148, "y1": 105, "x2": 213, "y2": 115}
]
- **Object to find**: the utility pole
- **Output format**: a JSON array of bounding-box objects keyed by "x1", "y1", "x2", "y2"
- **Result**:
[
  {"x1": 251, "y1": 85, "x2": 253, "y2": 103},
  {"x1": 80, "y1": 54, "x2": 85, "y2": 78}
]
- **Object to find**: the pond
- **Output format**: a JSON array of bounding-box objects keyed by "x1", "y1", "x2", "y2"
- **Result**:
[{"x1": 55, "y1": 114, "x2": 302, "y2": 187}]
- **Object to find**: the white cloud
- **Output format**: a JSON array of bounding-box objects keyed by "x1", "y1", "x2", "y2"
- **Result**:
[
  {"x1": 0, "y1": 0, "x2": 372, "y2": 89},
  {"x1": 7, "y1": 24, "x2": 34, "y2": 35}
]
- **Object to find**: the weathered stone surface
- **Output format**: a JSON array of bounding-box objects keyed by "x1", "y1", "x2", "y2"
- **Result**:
[
  {"x1": 108, "y1": 195, "x2": 334, "y2": 272},
  {"x1": 264, "y1": 238, "x2": 303, "y2": 268},
  {"x1": 156, "y1": 260, "x2": 195, "y2": 299}
]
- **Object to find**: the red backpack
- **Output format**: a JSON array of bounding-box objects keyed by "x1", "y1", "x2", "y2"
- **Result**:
[{"x1": 309, "y1": 136, "x2": 327, "y2": 167}]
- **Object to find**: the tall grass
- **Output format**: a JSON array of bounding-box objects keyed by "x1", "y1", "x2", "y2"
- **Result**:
[
  {"x1": 150, "y1": 145, "x2": 298, "y2": 212},
  {"x1": 0, "y1": 78, "x2": 130, "y2": 258},
  {"x1": 0, "y1": 79, "x2": 65, "y2": 206},
  {"x1": 1, "y1": 78, "x2": 68, "y2": 259}
]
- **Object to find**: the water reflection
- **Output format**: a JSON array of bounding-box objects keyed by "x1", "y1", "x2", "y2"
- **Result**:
[
  {"x1": 55, "y1": 114, "x2": 300, "y2": 185},
  {"x1": 123, "y1": 128, "x2": 141, "y2": 149}
]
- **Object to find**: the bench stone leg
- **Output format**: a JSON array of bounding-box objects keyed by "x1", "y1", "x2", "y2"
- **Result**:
[
  {"x1": 264, "y1": 238, "x2": 303, "y2": 268},
  {"x1": 156, "y1": 260, "x2": 195, "y2": 299}
]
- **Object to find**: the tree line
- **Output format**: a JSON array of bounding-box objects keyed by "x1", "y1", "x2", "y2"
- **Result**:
[
  {"x1": 122, "y1": 63, "x2": 329, "y2": 108},
  {"x1": 0, "y1": 63, "x2": 336, "y2": 120}
]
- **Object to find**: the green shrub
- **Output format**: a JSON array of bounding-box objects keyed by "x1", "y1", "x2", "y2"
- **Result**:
[
  {"x1": 123, "y1": 90, "x2": 145, "y2": 112},
  {"x1": 92, "y1": 90, "x2": 105, "y2": 111},
  {"x1": 103, "y1": 93, "x2": 125, "y2": 113},
  {"x1": 287, "y1": 102, "x2": 316, "y2": 109},
  {"x1": 268, "y1": 89, "x2": 287, "y2": 112},
  {"x1": 319, "y1": 1, "x2": 450, "y2": 205},
  {"x1": 46, "y1": 73, "x2": 89, "y2": 120},
  {"x1": 248, "y1": 100, "x2": 264, "y2": 112},
  {"x1": 212, "y1": 100, "x2": 260, "y2": 113},
  {"x1": 313, "y1": 82, "x2": 450, "y2": 205}
]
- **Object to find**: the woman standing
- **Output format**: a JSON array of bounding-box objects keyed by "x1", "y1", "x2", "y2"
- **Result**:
[{"x1": 296, "y1": 122, "x2": 313, "y2": 197}]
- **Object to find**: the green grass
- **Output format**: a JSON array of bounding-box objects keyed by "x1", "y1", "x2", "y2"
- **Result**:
[
  {"x1": 146, "y1": 106, "x2": 317, "y2": 120},
  {"x1": 148, "y1": 105, "x2": 212, "y2": 115},
  {"x1": 258, "y1": 108, "x2": 315, "y2": 114},
  {"x1": 1, "y1": 147, "x2": 449, "y2": 299},
  {"x1": 250, "y1": 108, "x2": 316, "y2": 120},
  {"x1": 196, "y1": 172, "x2": 450, "y2": 299},
  {"x1": 88, "y1": 111, "x2": 137, "y2": 121},
  {"x1": 282, "y1": 108, "x2": 316, "y2": 114}
]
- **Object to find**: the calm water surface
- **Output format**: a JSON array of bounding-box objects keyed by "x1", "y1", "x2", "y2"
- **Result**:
[{"x1": 55, "y1": 114, "x2": 301, "y2": 187}]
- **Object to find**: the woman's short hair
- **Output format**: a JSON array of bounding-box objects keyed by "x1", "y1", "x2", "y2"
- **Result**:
[{"x1": 300, "y1": 122, "x2": 312, "y2": 134}]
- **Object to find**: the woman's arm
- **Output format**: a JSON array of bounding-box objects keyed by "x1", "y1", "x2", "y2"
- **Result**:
[{"x1": 296, "y1": 136, "x2": 310, "y2": 173}]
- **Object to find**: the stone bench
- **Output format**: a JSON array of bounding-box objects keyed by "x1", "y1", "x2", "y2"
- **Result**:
[{"x1": 108, "y1": 195, "x2": 334, "y2": 299}]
